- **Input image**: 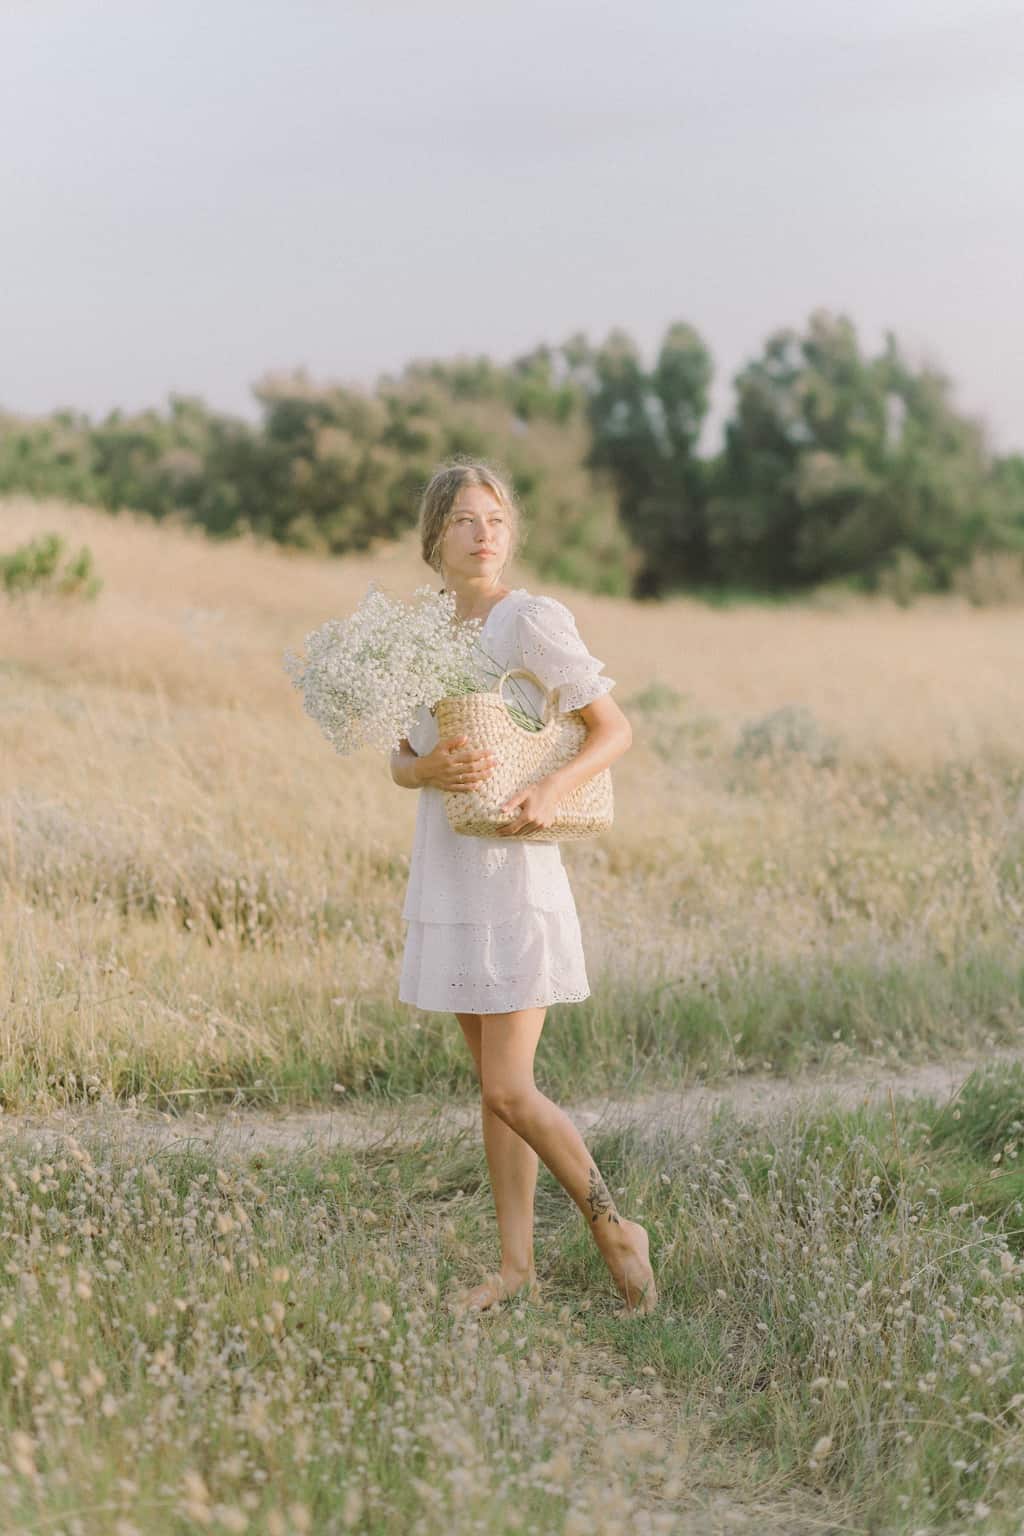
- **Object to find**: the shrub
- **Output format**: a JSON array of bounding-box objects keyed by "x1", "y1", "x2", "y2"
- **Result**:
[
  {"x1": 734, "y1": 703, "x2": 839, "y2": 768},
  {"x1": 0, "y1": 532, "x2": 102, "y2": 600},
  {"x1": 875, "y1": 546, "x2": 931, "y2": 607},
  {"x1": 951, "y1": 549, "x2": 1024, "y2": 607},
  {"x1": 624, "y1": 681, "x2": 720, "y2": 762}
]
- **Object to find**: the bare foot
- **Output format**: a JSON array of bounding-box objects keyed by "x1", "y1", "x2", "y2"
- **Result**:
[
  {"x1": 601, "y1": 1219, "x2": 657, "y2": 1314},
  {"x1": 450, "y1": 1268, "x2": 540, "y2": 1315}
]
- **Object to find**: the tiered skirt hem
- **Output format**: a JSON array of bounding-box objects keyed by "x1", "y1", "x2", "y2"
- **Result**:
[{"x1": 398, "y1": 906, "x2": 591, "y2": 1014}]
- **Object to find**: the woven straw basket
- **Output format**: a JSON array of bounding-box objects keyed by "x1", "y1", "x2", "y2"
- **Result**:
[{"x1": 433, "y1": 666, "x2": 613, "y2": 842}]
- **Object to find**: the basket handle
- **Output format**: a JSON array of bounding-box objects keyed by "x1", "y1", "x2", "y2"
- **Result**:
[{"x1": 497, "y1": 666, "x2": 557, "y2": 727}]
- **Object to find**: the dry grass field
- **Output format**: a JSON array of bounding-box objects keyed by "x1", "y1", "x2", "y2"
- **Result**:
[
  {"x1": 2, "y1": 495, "x2": 1022, "y2": 1110},
  {"x1": 3, "y1": 495, "x2": 1024, "y2": 1533}
]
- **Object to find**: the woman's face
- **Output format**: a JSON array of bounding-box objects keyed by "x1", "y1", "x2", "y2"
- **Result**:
[{"x1": 440, "y1": 486, "x2": 512, "y2": 586}]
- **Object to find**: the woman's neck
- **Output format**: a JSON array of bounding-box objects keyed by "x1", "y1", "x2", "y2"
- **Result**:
[{"x1": 440, "y1": 582, "x2": 512, "y2": 623}]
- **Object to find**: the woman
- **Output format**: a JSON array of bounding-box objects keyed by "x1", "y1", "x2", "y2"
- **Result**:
[{"x1": 390, "y1": 460, "x2": 656, "y2": 1316}]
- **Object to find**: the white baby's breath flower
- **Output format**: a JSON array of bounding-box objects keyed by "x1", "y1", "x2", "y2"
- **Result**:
[{"x1": 283, "y1": 582, "x2": 541, "y2": 754}]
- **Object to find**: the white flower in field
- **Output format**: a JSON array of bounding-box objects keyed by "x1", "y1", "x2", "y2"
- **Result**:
[
  {"x1": 283, "y1": 582, "x2": 496, "y2": 756},
  {"x1": 341, "y1": 1487, "x2": 364, "y2": 1530},
  {"x1": 10, "y1": 1429, "x2": 36, "y2": 1478},
  {"x1": 808, "y1": 1434, "x2": 834, "y2": 1470}
]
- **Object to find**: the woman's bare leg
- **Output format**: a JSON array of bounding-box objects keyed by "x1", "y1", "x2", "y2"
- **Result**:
[
  {"x1": 454, "y1": 1012, "x2": 539, "y2": 1306},
  {"x1": 479, "y1": 1006, "x2": 656, "y2": 1314}
]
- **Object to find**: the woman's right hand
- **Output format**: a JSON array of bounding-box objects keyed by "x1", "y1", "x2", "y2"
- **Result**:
[{"x1": 417, "y1": 735, "x2": 497, "y2": 791}]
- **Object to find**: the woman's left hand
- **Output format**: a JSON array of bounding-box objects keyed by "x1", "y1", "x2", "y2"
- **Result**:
[{"x1": 496, "y1": 776, "x2": 563, "y2": 836}]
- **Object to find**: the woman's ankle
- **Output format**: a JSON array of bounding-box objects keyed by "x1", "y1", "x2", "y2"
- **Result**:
[
  {"x1": 591, "y1": 1213, "x2": 640, "y2": 1255},
  {"x1": 500, "y1": 1260, "x2": 536, "y2": 1282}
]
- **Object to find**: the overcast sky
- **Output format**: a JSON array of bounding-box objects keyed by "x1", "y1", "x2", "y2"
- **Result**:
[{"x1": 2, "y1": 0, "x2": 1022, "y2": 455}]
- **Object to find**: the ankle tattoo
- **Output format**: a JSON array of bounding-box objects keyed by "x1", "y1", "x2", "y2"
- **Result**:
[{"x1": 585, "y1": 1164, "x2": 621, "y2": 1226}]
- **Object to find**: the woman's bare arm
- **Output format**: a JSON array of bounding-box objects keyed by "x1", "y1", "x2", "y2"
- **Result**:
[
  {"x1": 391, "y1": 734, "x2": 496, "y2": 791},
  {"x1": 390, "y1": 738, "x2": 426, "y2": 789},
  {"x1": 541, "y1": 694, "x2": 632, "y2": 799}
]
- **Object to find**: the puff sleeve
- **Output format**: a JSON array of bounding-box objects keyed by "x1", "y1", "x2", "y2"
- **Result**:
[{"x1": 515, "y1": 596, "x2": 617, "y2": 714}]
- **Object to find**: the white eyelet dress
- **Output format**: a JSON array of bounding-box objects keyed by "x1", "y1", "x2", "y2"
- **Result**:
[{"x1": 398, "y1": 588, "x2": 616, "y2": 1015}]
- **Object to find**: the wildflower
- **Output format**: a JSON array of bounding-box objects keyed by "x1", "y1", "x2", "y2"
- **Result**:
[
  {"x1": 341, "y1": 1487, "x2": 363, "y2": 1530},
  {"x1": 180, "y1": 1469, "x2": 211, "y2": 1524},
  {"x1": 283, "y1": 582, "x2": 540, "y2": 756},
  {"x1": 808, "y1": 1434, "x2": 834, "y2": 1470},
  {"x1": 10, "y1": 1429, "x2": 37, "y2": 1478}
]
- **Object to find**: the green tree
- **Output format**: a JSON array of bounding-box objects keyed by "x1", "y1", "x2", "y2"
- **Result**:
[
  {"x1": 583, "y1": 322, "x2": 713, "y2": 595},
  {"x1": 708, "y1": 309, "x2": 1011, "y2": 591}
]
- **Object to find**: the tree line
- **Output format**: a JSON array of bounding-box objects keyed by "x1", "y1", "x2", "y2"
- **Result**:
[{"x1": 2, "y1": 307, "x2": 1022, "y2": 601}]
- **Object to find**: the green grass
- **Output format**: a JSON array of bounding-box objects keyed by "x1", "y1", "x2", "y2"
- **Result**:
[
  {"x1": 585, "y1": 1070, "x2": 1024, "y2": 1531},
  {"x1": 3, "y1": 938, "x2": 1022, "y2": 1116},
  {"x1": 7, "y1": 1065, "x2": 1024, "y2": 1530}
]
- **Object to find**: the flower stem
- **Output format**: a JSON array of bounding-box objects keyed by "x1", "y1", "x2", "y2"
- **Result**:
[{"x1": 471, "y1": 641, "x2": 545, "y2": 728}]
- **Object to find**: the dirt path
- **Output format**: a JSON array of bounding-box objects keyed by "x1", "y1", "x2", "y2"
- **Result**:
[{"x1": 3, "y1": 1046, "x2": 1021, "y2": 1161}]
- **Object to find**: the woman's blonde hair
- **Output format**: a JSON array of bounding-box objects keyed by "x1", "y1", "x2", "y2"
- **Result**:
[{"x1": 417, "y1": 457, "x2": 525, "y2": 581}]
